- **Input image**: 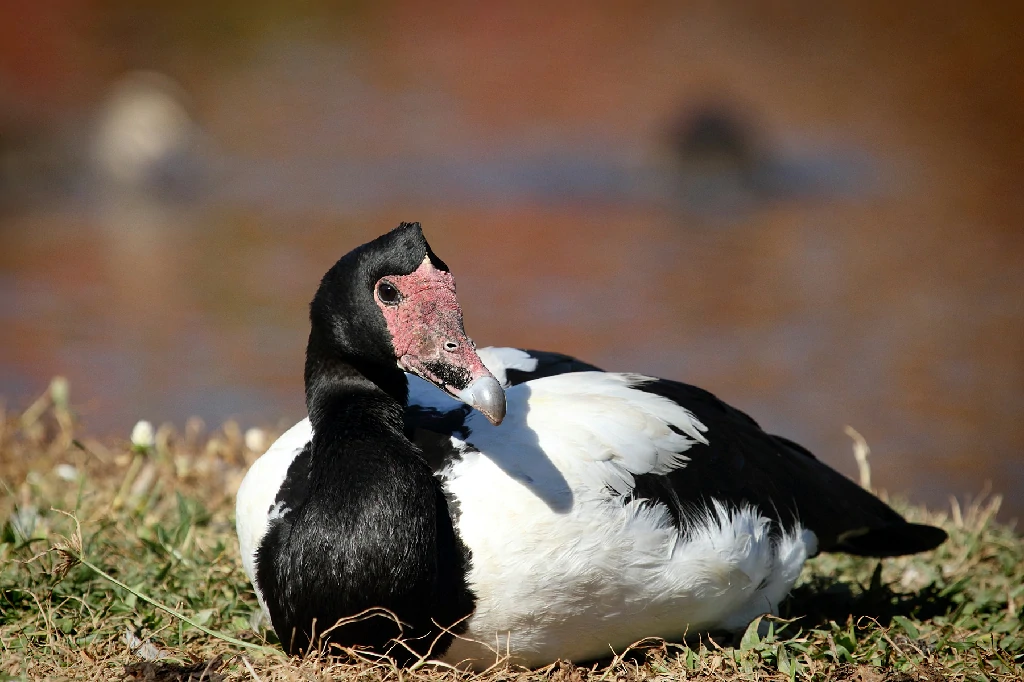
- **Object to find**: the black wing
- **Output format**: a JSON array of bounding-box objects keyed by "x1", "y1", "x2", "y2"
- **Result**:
[
  {"x1": 504, "y1": 349, "x2": 603, "y2": 385},
  {"x1": 632, "y1": 379, "x2": 946, "y2": 557}
]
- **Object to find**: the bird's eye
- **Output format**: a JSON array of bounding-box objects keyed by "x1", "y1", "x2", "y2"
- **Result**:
[{"x1": 376, "y1": 281, "x2": 401, "y2": 305}]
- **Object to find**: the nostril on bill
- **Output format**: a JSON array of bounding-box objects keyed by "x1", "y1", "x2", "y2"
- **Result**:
[{"x1": 444, "y1": 341, "x2": 459, "y2": 352}]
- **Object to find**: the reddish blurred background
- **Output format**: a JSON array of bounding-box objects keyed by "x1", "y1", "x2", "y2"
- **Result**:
[{"x1": 1, "y1": 2, "x2": 1021, "y2": 517}]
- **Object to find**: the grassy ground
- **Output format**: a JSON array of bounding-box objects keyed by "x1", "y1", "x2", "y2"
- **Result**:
[{"x1": 1, "y1": 383, "x2": 1022, "y2": 681}]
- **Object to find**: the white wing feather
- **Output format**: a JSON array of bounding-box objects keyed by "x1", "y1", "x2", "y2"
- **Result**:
[{"x1": 463, "y1": 372, "x2": 708, "y2": 495}]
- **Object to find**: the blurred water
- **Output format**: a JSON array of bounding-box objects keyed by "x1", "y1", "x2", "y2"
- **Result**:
[{"x1": 0, "y1": 2, "x2": 1022, "y2": 519}]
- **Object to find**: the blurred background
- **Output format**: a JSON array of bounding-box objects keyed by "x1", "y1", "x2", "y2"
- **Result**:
[{"x1": 0, "y1": 2, "x2": 1021, "y2": 517}]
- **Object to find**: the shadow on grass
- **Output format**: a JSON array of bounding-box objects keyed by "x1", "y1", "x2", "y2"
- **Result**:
[
  {"x1": 124, "y1": 654, "x2": 225, "y2": 682},
  {"x1": 783, "y1": 564, "x2": 957, "y2": 630}
]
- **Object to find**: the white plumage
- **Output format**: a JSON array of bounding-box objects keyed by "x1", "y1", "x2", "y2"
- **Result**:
[{"x1": 235, "y1": 418, "x2": 311, "y2": 617}]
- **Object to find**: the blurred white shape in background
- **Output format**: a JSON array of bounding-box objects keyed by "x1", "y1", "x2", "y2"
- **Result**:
[{"x1": 91, "y1": 71, "x2": 206, "y2": 196}]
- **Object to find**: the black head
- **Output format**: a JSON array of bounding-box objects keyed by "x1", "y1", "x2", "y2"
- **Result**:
[
  {"x1": 305, "y1": 222, "x2": 505, "y2": 425},
  {"x1": 309, "y1": 223, "x2": 439, "y2": 369}
]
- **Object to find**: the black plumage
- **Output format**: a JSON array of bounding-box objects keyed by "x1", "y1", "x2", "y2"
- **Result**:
[{"x1": 629, "y1": 379, "x2": 947, "y2": 556}]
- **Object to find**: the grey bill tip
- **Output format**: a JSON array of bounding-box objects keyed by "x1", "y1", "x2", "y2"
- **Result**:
[{"x1": 458, "y1": 376, "x2": 506, "y2": 425}]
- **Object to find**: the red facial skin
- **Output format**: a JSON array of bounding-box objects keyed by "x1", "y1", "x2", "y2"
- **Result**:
[{"x1": 374, "y1": 258, "x2": 493, "y2": 395}]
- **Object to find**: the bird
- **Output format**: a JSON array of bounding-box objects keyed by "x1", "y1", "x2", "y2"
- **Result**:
[{"x1": 235, "y1": 222, "x2": 946, "y2": 669}]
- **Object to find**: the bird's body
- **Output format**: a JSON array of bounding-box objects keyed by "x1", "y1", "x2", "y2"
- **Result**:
[{"x1": 236, "y1": 223, "x2": 946, "y2": 669}]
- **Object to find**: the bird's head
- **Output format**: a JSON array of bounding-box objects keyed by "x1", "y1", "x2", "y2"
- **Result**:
[{"x1": 306, "y1": 222, "x2": 505, "y2": 425}]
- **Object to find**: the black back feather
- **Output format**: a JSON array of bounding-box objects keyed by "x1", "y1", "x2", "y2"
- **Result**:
[{"x1": 630, "y1": 379, "x2": 947, "y2": 556}]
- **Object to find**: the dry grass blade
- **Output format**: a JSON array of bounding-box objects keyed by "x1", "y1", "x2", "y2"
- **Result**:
[{"x1": 844, "y1": 425, "x2": 872, "y2": 491}]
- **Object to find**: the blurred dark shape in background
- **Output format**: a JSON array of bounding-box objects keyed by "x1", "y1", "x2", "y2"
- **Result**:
[
  {"x1": 0, "y1": 2, "x2": 1021, "y2": 519},
  {"x1": 669, "y1": 102, "x2": 870, "y2": 215},
  {"x1": 671, "y1": 104, "x2": 764, "y2": 208}
]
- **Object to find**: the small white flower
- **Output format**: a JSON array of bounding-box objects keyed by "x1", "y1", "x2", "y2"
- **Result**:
[
  {"x1": 131, "y1": 420, "x2": 155, "y2": 449},
  {"x1": 49, "y1": 376, "x2": 70, "y2": 409},
  {"x1": 55, "y1": 464, "x2": 79, "y2": 481},
  {"x1": 244, "y1": 427, "x2": 267, "y2": 453}
]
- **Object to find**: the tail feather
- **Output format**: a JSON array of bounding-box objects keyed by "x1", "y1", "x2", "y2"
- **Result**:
[
  {"x1": 769, "y1": 435, "x2": 947, "y2": 557},
  {"x1": 834, "y1": 522, "x2": 948, "y2": 557},
  {"x1": 629, "y1": 379, "x2": 948, "y2": 560}
]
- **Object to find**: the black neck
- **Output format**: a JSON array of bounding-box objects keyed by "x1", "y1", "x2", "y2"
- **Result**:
[{"x1": 304, "y1": 332, "x2": 409, "y2": 438}]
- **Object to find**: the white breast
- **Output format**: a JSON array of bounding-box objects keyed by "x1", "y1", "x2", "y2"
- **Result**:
[{"x1": 235, "y1": 417, "x2": 311, "y2": 614}]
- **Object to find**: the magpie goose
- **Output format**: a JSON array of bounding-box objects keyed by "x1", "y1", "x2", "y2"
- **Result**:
[{"x1": 236, "y1": 222, "x2": 946, "y2": 668}]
